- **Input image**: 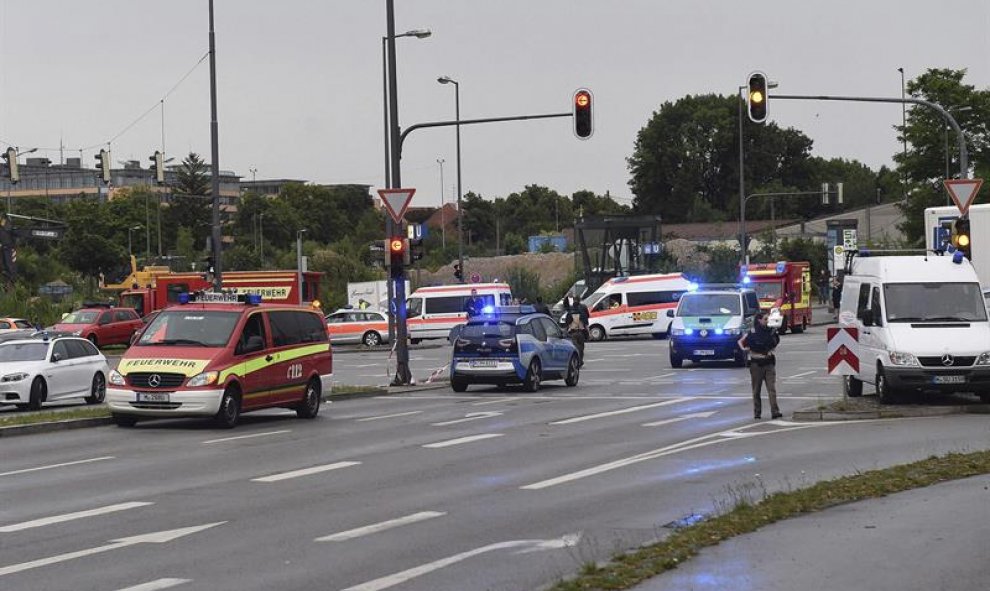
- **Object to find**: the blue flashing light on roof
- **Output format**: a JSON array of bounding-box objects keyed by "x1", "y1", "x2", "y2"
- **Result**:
[
  {"x1": 687, "y1": 282, "x2": 699, "y2": 292},
  {"x1": 482, "y1": 305, "x2": 495, "y2": 315},
  {"x1": 246, "y1": 294, "x2": 263, "y2": 306},
  {"x1": 178, "y1": 292, "x2": 190, "y2": 305},
  {"x1": 953, "y1": 250, "x2": 965, "y2": 264},
  {"x1": 775, "y1": 261, "x2": 787, "y2": 274},
  {"x1": 742, "y1": 275, "x2": 751, "y2": 284}
]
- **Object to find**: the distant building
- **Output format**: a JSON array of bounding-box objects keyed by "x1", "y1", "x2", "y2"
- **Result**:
[{"x1": 240, "y1": 179, "x2": 307, "y2": 197}]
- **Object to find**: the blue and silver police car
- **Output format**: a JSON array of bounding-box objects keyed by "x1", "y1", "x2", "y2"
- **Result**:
[
  {"x1": 450, "y1": 306, "x2": 580, "y2": 392},
  {"x1": 666, "y1": 286, "x2": 760, "y2": 368}
]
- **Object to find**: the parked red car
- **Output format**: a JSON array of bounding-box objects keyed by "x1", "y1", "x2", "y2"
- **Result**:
[{"x1": 53, "y1": 307, "x2": 143, "y2": 347}]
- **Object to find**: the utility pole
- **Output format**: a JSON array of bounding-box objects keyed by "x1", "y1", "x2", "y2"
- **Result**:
[{"x1": 208, "y1": 0, "x2": 222, "y2": 290}]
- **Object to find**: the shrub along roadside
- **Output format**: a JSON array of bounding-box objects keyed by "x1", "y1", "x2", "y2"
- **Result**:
[{"x1": 550, "y1": 450, "x2": 990, "y2": 591}]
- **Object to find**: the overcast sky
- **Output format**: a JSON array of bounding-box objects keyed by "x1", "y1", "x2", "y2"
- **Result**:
[{"x1": 1, "y1": 1, "x2": 988, "y2": 209}]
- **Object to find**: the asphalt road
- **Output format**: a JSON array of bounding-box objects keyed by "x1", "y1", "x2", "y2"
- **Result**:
[{"x1": 2, "y1": 331, "x2": 989, "y2": 590}]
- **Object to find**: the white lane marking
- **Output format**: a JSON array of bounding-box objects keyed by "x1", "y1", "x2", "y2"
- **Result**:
[
  {"x1": 785, "y1": 370, "x2": 817, "y2": 379},
  {"x1": 202, "y1": 430, "x2": 290, "y2": 444},
  {"x1": 316, "y1": 511, "x2": 446, "y2": 542},
  {"x1": 422, "y1": 433, "x2": 503, "y2": 448},
  {"x1": 0, "y1": 501, "x2": 153, "y2": 533},
  {"x1": 549, "y1": 398, "x2": 691, "y2": 425},
  {"x1": 115, "y1": 579, "x2": 191, "y2": 591},
  {"x1": 431, "y1": 412, "x2": 503, "y2": 426},
  {"x1": 471, "y1": 397, "x2": 514, "y2": 406},
  {"x1": 340, "y1": 534, "x2": 580, "y2": 591},
  {"x1": 356, "y1": 411, "x2": 423, "y2": 422},
  {"x1": 522, "y1": 420, "x2": 863, "y2": 490},
  {"x1": 0, "y1": 522, "x2": 224, "y2": 578},
  {"x1": 0, "y1": 456, "x2": 114, "y2": 478},
  {"x1": 641, "y1": 411, "x2": 718, "y2": 427},
  {"x1": 251, "y1": 461, "x2": 361, "y2": 483}
]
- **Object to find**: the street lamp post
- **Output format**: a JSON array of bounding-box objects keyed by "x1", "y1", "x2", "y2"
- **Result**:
[
  {"x1": 944, "y1": 106, "x2": 972, "y2": 198},
  {"x1": 297, "y1": 228, "x2": 308, "y2": 303},
  {"x1": 898, "y1": 67, "x2": 908, "y2": 200},
  {"x1": 437, "y1": 75, "x2": 462, "y2": 282},
  {"x1": 208, "y1": 0, "x2": 222, "y2": 291},
  {"x1": 259, "y1": 212, "x2": 265, "y2": 268},
  {"x1": 437, "y1": 158, "x2": 446, "y2": 248},
  {"x1": 128, "y1": 225, "x2": 142, "y2": 257}
]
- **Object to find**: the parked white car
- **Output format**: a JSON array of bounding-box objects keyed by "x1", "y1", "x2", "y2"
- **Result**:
[{"x1": 0, "y1": 336, "x2": 109, "y2": 410}]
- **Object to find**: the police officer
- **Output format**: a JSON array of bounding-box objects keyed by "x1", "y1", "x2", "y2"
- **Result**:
[
  {"x1": 738, "y1": 311, "x2": 782, "y2": 420},
  {"x1": 464, "y1": 288, "x2": 484, "y2": 317}
]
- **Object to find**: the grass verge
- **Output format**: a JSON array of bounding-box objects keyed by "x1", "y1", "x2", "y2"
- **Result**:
[
  {"x1": 550, "y1": 450, "x2": 990, "y2": 590},
  {"x1": 0, "y1": 407, "x2": 110, "y2": 428}
]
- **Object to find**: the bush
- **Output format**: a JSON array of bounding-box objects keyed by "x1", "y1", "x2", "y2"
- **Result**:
[{"x1": 503, "y1": 265, "x2": 541, "y2": 303}]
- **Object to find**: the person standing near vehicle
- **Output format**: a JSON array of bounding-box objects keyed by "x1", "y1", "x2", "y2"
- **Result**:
[
  {"x1": 738, "y1": 311, "x2": 781, "y2": 420},
  {"x1": 533, "y1": 296, "x2": 550, "y2": 316},
  {"x1": 566, "y1": 296, "x2": 590, "y2": 366},
  {"x1": 464, "y1": 288, "x2": 484, "y2": 317},
  {"x1": 817, "y1": 269, "x2": 829, "y2": 305},
  {"x1": 830, "y1": 276, "x2": 842, "y2": 315}
]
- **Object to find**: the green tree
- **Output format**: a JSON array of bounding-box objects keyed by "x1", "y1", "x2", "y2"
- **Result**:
[
  {"x1": 174, "y1": 226, "x2": 197, "y2": 272},
  {"x1": 174, "y1": 152, "x2": 211, "y2": 196}
]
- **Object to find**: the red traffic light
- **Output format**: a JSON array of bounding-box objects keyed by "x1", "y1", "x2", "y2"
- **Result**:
[{"x1": 573, "y1": 88, "x2": 594, "y2": 139}]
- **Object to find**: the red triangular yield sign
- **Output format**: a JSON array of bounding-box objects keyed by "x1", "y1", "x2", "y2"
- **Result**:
[
  {"x1": 378, "y1": 188, "x2": 416, "y2": 223},
  {"x1": 944, "y1": 178, "x2": 983, "y2": 216}
]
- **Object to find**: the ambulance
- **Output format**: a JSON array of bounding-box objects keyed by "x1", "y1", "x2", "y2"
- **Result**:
[
  {"x1": 581, "y1": 273, "x2": 694, "y2": 341},
  {"x1": 406, "y1": 283, "x2": 513, "y2": 342},
  {"x1": 743, "y1": 261, "x2": 812, "y2": 334},
  {"x1": 106, "y1": 292, "x2": 332, "y2": 428}
]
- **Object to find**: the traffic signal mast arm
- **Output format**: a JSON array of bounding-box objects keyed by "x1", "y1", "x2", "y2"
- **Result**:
[{"x1": 398, "y1": 112, "x2": 572, "y2": 155}]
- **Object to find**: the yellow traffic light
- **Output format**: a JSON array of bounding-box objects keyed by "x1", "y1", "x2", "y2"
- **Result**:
[{"x1": 750, "y1": 90, "x2": 764, "y2": 104}]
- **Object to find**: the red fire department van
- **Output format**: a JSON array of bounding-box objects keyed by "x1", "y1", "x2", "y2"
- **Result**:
[
  {"x1": 107, "y1": 292, "x2": 332, "y2": 428},
  {"x1": 118, "y1": 270, "x2": 323, "y2": 318},
  {"x1": 743, "y1": 261, "x2": 812, "y2": 333}
]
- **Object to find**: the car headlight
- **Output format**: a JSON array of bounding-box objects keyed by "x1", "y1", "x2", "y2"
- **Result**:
[
  {"x1": 671, "y1": 328, "x2": 685, "y2": 336},
  {"x1": 1, "y1": 372, "x2": 29, "y2": 382},
  {"x1": 888, "y1": 351, "x2": 920, "y2": 366},
  {"x1": 109, "y1": 369, "x2": 126, "y2": 386},
  {"x1": 976, "y1": 352, "x2": 990, "y2": 366},
  {"x1": 186, "y1": 371, "x2": 219, "y2": 388}
]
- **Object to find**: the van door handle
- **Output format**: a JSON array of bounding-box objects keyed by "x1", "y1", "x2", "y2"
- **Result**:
[{"x1": 265, "y1": 355, "x2": 274, "y2": 362}]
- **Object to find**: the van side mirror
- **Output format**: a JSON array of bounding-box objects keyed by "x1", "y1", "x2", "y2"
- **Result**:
[
  {"x1": 242, "y1": 335, "x2": 265, "y2": 354},
  {"x1": 666, "y1": 309, "x2": 675, "y2": 318}
]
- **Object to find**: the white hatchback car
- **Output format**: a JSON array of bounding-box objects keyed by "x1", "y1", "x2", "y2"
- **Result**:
[{"x1": 0, "y1": 336, "x2": 109, "y2": 410}]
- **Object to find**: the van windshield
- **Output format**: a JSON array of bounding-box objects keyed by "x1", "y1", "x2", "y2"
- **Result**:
[
  {"x1": 677, "y1": 294, "x2": 741, "y2": 316},
  {"x1": 137, "y1": 310, "x2": 241, "y2": 347},
  {"x1": 885, "y1": 282, "x2": 987, "y2": 323},
  {"x1": 752, "y1": 282, "x2": 783, "y2": 300}
]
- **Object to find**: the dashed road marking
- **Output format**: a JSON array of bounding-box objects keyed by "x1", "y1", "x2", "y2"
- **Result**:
[
  {"x1": 0, "y1": 502, "x2": 153, "y2": 533},
  {"x1": 422, "y1": 433, "x2": 503, "y2": 448},
  {"x1": 252, "y1": 461, "x2": 361, "y2": 483},
  {"x1": 316, "y1": 511, "x2": 446, "y2": 542}
]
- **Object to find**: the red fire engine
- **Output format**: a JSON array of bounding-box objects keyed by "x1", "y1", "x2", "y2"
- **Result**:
[{"x1": 743, "y1": 261, "x2": 812, "y2": 334}]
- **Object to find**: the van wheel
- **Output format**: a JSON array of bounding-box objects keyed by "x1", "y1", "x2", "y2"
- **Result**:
[
  {"x1": 362, "y1": 331, "x2": 382, "y2": 347},
  {"x1": 844, "y1": 375, "x2": 864, "y2": 397},
  {"x1": 565, "y1": 355, "x2": 580, "y2": 387},
  {"x1": 777, "y1": 321, "x2": 788, "y2": 335},
  {"x1": 669, "y1": 351, "x2": 683, "y2": 369},
  {"x1": 112, "y1": 413, "x2": 138, "y2": 428},
  {"x1": 85, "y1": 372, "x2": 106, "y2": 404},
  {"x1": 876, "y1": 366, "x2": 897, "y2": 404},
  {"x1": 296, "y1": 378, "x2": 321, "y2": 419},
  {"x1": 792, "y1": 319, "x2": 806, "y2": 334},
  {"x1": 523, "y1": 359, "x2": 542, "y2": 392},
  {"x1": 27, "y1": 377, "x2": 46, "y2": 411},
  {"x1": 588, "y1": 325, "x2": 606, "y2": 342},
  {"x1": 214, "y1": 387, "x2": 241, "y2": 428},
  {"x1": 451, "y1": 377, "x2": 469, "y2": 392},
  {"x1": 410, "y1": 338, "x2": 422, "y2": 345}
]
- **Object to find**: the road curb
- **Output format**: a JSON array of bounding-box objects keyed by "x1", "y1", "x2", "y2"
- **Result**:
[
  {"x1": 333, "y1": 344, "x2": 444, "y2": 355},
  {"x1": 793, "y1": 403, "x2": 990, "y2": 422},
  {"x1": 0, "y1": 417, "x2": 113, "y2": 438}
]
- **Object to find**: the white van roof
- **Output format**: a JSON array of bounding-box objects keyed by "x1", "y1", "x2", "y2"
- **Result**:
[
  {"x1": 410, "y1": 283, "x2": 511, "y2": 296},
  {"x1": 599, "y1": 273, "x2": 690, "y2": 291},
  {"x1": 850, "y1": 255, "x2": 979, "y2": 283}
]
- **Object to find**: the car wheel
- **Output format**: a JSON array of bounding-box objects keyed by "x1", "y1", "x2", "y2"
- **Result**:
[
  {"x1": 565, "y1": 355, "x2": 580, "y2": 387},
  {"x1": 876, "y1": 366, "x2": 897, "y2": 404},
  {"x1": 296, "y1": 378, "x2": 321, "y2": 419},
  {"x1": 588, "y1": 325, "x2": 606, "y2": 342},
  {"x1": 792, "y1": 318, "x2": 807, "y2": 333},
  {"x1": 112, "y1": 413, "x2": 138, "y2": 428},
  {"x1": 451, "y1": 377, "x2": 469, "y2": 392},
  {"x1": 844, "y1": 375, "x2": 864, "y2": 397},
  {"x1": 523, "y1": 359, "x2": 542, "y2": 392},
  {"x1": 410, "y1": 338, "x2": 422, "y2": 345},
  {"x1": 85, "y1": 372, "x2": 106, "y2": 404},
  {"x1": 777, "y1": 321, "x2": 788, "y2": 335},
  {"x1": 214, "y1": 386, "x2": 241, "y2": 428},
  {"x1": 362, "y1": 331, "x2": 383, "y2": 347},
  {"x1": 669, "y1": 350, "x2": 683, "y2": 369},
  {"x1": 28, "y1": 377, "x2": 46, "y2": 411},
  {"x1": 87, "y1": 334, "x2": 98, "y2": 347}
]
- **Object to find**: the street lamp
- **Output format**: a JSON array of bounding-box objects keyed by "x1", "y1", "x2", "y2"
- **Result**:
[
  {"x1": 437, "y1": 75, "x2": 463, "y2": 282},
  {"x1": 296, "y1": 228, "x2": 308, "y2": 303},
  {"x1": 898, "y1": 67, "x2": 908, "y2": 200},
  {"x1": 128, "y1": 225, "x2": 142, "y2": 257},
  {"x1": 437, "y1": 158, "x2": 446, "y2": 248},
  {"x1": 382, "y1": 29, "x2": 432, "y2": 189},
  {"x1": 944, "y1": 106, "x2": 972, "y2": 187}
]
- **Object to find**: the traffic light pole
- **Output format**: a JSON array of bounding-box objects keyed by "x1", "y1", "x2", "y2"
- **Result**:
[
  {"x1": 772, "y1": 94, "x2": 969, "y2": 180},
  {"x1": 208, "y1": 0, "x2": 223, "y2": 291}
]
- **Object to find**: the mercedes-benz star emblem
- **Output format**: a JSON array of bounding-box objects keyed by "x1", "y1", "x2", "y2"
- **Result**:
[
  {"x1": 941, "y1": 354, "x2": 954, "y2": 367},
  {"x1": 148, "y1": 374, "x2": 162, "y2": 387}
]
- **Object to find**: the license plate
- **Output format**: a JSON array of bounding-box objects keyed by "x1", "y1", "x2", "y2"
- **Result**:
[
  {"x1": 470, "y1": 360, "x2": 498, "y2": 368},
  {"x1": 933, "y1": 375, "x2": 966, "y2": 384},
  {"x1": 137, "y1": 392, "x2": 170, "y2": 403},
  {"x1": 694, "y1": 349, "x2": 715, "y2": 356}
]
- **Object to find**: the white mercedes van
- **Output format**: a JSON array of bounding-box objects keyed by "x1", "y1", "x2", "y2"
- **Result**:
[{"x1": 838, "y1": 254, "x2": 990, "y2": 403}]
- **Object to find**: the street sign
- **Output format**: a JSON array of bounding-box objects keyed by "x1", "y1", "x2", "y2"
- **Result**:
[
  {"x1": 944, "y1": 178, "x2": 983, "y2": 216},
  {"x1": 827, "y1": 327, "x2": 859, "y2": 375},
  {"x1": 833, "y1": 245, "x2": 844, "y2": 258},
  {"x1": 842, "y1": 229, "x2": 857, "y2": 250},
  {"x1": 378, "y1": 188, "x2": 416, "y2": 223},
  {"x1": 470, "y1": 273, "x2": 481, "y2": 283},
  {"x1": 407, "y1": 223, "x2": 427, "y2": 240}
]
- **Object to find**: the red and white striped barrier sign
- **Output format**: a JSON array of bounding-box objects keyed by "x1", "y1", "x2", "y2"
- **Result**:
[{"x1": 827, "y1": 327, "x2": 859, "y2": 375}]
